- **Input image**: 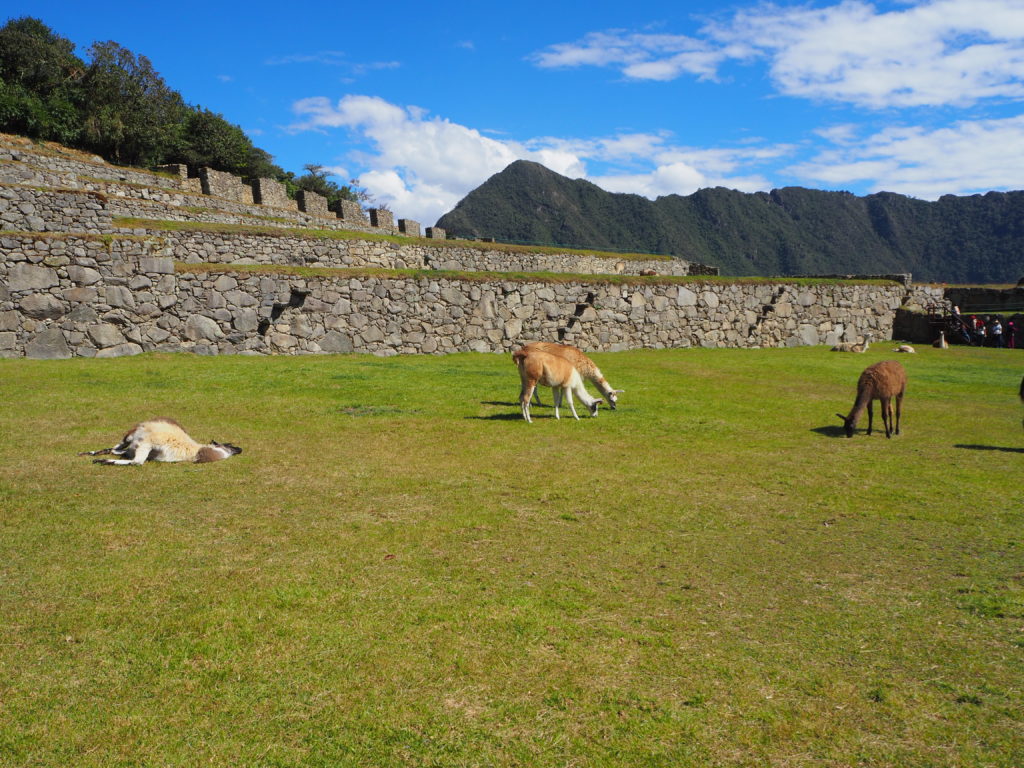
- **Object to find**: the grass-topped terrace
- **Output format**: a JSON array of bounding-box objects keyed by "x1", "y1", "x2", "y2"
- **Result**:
[
  {"x1": 115, "y1": 216, "x2": 676, "y2": 262},
  {"x1": 174, "y1": 260, "x2": 902, "y2": 287},
  {"x1": 1, "y1": 346, "x2": 1021, "y2": 767}
]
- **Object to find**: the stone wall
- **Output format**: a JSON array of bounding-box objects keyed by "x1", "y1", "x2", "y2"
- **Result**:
[
  {"x1": 252, "y1": 178, "x2": 294, "y2": 210},
  {"x1": 150, "y1": 228, "x2": 696, "y2": 276},
  {"x1": 199, "y1": 167, "x2": 254, "y2": 205},
  {"x1": 0, "y1": 232, "x2": 941, "y2": 358},
  {"x1": 1, "y1": 185, "x2": 113, "y2": 234}
]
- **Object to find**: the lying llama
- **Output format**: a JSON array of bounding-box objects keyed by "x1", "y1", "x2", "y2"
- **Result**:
[
  {"x1": 933, "y1": 330, "x2": 949, "y2": 349},
  {"x1": 520, "y1": 341, "x2": 623, "y2": 410},
  {"x1": 836, "y1": 360, "x2": 906, "y2": 439},
  {"x1": 892, "y1": 344, "x2": 916, "y2": 353},
  {"x1": 512, "y1": 348, "x2": 602, "y2": 423},
  {"x1": 80, "y1": 418, "x2": 242, "y2": 465},
  {"x1": 831, "y1": 332, "x2": 873, "y2": 353}
]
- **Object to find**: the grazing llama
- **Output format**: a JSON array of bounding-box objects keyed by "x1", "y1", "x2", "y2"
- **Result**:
[
  {"x1": 933, "y1": 330, "x2": 949, "y2": 348},
  {"x1": 80, "y1": 418, "x2": 242, "y2": 465},
  {"x1": 513, "y1": 348, "x2": 602, "y2": 423},
  {"x1": 831, "y1": 332, "x2": 873, "y2": 353},
  {"x1": 836, "y1": 360, "x2": 907, "y2": 438},
  {"x1": 892, "y1": 344, "x2": 915, "y2": 353},
  {"x1": 520, "y1": 341, "x2": 623, "y2": 409}
]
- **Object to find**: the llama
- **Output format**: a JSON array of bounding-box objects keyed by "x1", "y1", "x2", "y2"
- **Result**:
[
  {"x1": 933, "y1": 330, "x2": 949, "y2": 348},
  {"x1": 80, "y1": 418, "x2": 242, "y2": 465},
  {"x1": 836, "y1": 360, "x2": 907, "y2": 438},
  {"x1": 513, "y1": 348, "x2": 603, "y2": 423},
  {"x1": 831, "y1": 332, "x2": 873, "y2": 353},
  {"x1": 892, "y1": 344, "x2": 916, "y2": 353},
  {"x1": 520, "y1": 341, "x2": 624, "y2": 409}
]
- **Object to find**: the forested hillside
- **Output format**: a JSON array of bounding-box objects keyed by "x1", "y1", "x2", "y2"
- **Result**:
[
  {"x1": 437, "y1": 160, "x2": 1024, "y2": 283},
  {"x1": 0, "y1": 16, "x2": 366, "y2": 207}
]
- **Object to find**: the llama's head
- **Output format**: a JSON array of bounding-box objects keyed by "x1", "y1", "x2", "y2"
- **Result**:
[
  {"x1": 212, "y1": 440, "x2": 243, "y2": 457},
  {"x1": 836, "y1": 413, "x2": 855, "y2": 438},
  {"x1": 597, "y1": 382, "x2": 624, "y2": 410},
  {"x1": 195, "y1": 441, "x2": 243, "y2": 462}
]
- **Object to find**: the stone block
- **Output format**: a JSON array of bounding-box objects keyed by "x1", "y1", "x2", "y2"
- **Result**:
[
  {"x1": 252, "y1": 178, "x2": 293, "y2": 209},
  {"x1": 369, "y1": 209, "x2": 395, "y2": 229},
  {"x1": 19, "y1": 294, "x2": 64, "y2": 319},
  {"x1": 297, "y1": 190, "x2": 329, "y2": 217},
  {"x1": 25, "y1": 328, "x2": 71, "y2": 359},
  {"x1": 88, "y1": 323, "x2": 127, "y2": 348},
  {"x1": 185, "y1": 314, "x2": 223, "y2": 341},
  {"x1": 425, "y1": 227, "x2": 446, "y2": 240},
  {"x1": 336, "y1": 199, "x2": 368, "y2": 225},
  {"x1": 66, "y1": 265, "x2": 102, "y2": 285},
  {"x1": 398, "y1": 219, "x2": 421, "y2": 237},
  {"x1": 8, "y1": 263, "x2": 58, "y2": 292}
]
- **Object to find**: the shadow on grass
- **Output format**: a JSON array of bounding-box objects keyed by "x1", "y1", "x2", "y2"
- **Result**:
[
  {"x1": 470, "y1": 401, "x2": 554, "y2": 421},
  {"x1": 955, "y1": 443, "x2": 1024, "y2": 454},
  {"x1": 812, "y1": 424, "x2": 848, "y2": 438}
]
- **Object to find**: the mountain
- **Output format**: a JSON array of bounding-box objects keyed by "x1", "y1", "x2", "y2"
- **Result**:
[{"x1": 436, "y1": 161, "x2": 1024, "y2": 283}]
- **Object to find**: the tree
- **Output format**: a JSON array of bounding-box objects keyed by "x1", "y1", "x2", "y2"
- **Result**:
[
  {"x1": 176, "y1": 108, "x2": 252, "y2": 175},
  {"x1": 0, "y1": 17, "x2": 84, "y2": 143},
  {"x1": 79, "y1": 41, "x2": 187, "y2": 166}
]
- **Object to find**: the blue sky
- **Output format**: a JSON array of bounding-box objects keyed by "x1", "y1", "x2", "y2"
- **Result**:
[{"x1": 8, "y1": 0, "x2": 1024, "y2": 225}]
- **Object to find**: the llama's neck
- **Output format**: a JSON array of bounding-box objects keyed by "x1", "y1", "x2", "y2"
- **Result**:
[{"x1": 847, "y1": 385, "x2": 875, "y2": 426}]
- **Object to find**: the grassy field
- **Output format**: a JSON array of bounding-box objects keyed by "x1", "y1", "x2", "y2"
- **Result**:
[{"x1": 1, "y1": 345, "x2": 1022, "y2": 767}]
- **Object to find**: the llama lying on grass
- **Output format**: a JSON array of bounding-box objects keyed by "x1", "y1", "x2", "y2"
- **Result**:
[
  {"x1": 80, "y1": 418, "x2": 242, "y2": 465},
  {"x1": 892, "y1": 344, "x2": 916, "y2": 353},
  {"x1": 513, "y1": 348, "x2": 602, "y2": 423},
  {"x1": 831, "y1": 332, "x2": 873, "y2": 353},
  {"x1": 520, "y1": 341, "x2": 623, "y2": 410},
  {"x1": 837, "y1": 360, "x2": 907, "y2": 439}
]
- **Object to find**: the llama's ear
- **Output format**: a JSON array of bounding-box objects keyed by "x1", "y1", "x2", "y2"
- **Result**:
[
  {"x1": 612, "y1": 389, "x2": 625, "y2": 394},
  {"x1": 836, "y1": 413, "x2": 847, "y2": 422}
]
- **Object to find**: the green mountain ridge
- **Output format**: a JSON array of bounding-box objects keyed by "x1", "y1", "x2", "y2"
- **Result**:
[{"x1": 436, "y1": 160, "x2": 1024, "y2": 283}]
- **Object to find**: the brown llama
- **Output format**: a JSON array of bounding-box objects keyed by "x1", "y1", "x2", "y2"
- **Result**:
[
  {"x1": 512, "y1": 348, "x2": 602, "y2": 423},
  {"x1": 519, "y1": 341, "x2": 623, "y2": 409},
  {"x1": 836, "y1": 360, "x2": 907, "y2": 438}
]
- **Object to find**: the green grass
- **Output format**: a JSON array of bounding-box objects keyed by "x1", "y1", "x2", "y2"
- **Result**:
[{"x1": 1, "y1": 346, "x2": 1022, "y2": 767}]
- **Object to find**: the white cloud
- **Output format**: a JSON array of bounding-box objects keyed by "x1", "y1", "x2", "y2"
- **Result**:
[
  {"x1": 287, "y1": 95, "x2": 789, "y2": 223},
  {"x1": 789, "y1": 114, "x2": 1024, "y2": 198},
  {"x1": 531, "y1": 0, "x2": 1024, "y2": 108},
  {"x1": 531, "y1": 30, "x2": 726, "y2": 80}
]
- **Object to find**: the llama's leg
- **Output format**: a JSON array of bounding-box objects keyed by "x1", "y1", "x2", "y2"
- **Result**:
[
  {"x1": 895, "y1": 392, "x2": 903, "y2": 435},
  {"x1": 867, "y1": 401, "x2": 874, "y2": 435},
  {"x1": 565, "y1": 387, "x2": 580, "y2": 420},
  {"x1": 533, "y1": 388, "x2": 542, "y2": 406},
  {"x1": 78, "y1": 447, "x2": 113, "y2": 456},
  {"x1": 553, "y1": 388, "x2": 562, "y2": 420},
  {"x1": 521, "y1": 384, "x2": 535, "y2": 423},
  {"x1": 880, "y1": 396, "x2": 892, "y2": 438},
  {"x1": 95, "y1": 442, "x2": 153, "y2": 465}
]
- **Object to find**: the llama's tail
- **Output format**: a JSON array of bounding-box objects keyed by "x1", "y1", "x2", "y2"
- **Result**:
[{"x1": 512, "y1": 349, "x2": 528, "y2": 366}]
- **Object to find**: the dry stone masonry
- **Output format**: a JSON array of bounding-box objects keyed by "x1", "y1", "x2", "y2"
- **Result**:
[{"x1": 0, "y1": 133, "x2": 949, "y2": 359}]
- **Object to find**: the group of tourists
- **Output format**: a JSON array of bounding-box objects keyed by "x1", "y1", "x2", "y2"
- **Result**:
[{"x1": 950, "y1": 307, "x2": 1021, "y2": 347}]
